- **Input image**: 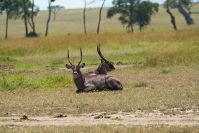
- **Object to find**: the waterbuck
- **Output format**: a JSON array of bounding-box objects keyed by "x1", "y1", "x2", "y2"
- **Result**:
[
  {"x1": 66, "y1": 48, "x2": 123, "y2": 93},
  {"x1": 94, "y1": 43, "x2": 115, "y2": 75}
]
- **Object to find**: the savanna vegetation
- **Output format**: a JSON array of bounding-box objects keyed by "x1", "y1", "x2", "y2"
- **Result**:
[
  {"x1": 0, "y1": 5, "x2": 198, "y2": 113},
  {"x1": 0, "y1": 1, "x2": 199, "y2": 132}
]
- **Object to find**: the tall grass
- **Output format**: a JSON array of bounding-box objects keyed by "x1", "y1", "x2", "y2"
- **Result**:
[
  {"x1": 0, "y1": 29, "x2": 199, "y2": 68},
  {"x1": 146, "y1": 42, "x2": 199, "y2": 66}
]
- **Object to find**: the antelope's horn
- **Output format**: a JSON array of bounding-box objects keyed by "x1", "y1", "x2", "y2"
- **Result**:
[
  {"x1": 67, "y1": 50, "x2": 73, "y2": 65},
  {"x1": 97, "y1": 43, "x2": 108, "y2": 62},
  {"x1": 78, "y1": 48, "x2": 83, "y2": 65}
]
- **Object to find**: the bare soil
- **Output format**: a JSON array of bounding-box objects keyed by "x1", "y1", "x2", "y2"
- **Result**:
[{"x1": 0, "y1": 112, "x2": 199, "y2": 127}]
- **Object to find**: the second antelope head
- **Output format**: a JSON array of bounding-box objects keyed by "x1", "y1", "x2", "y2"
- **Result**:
[{"x1": 95, "y1": 44, "x2": 115, "y2": 74}]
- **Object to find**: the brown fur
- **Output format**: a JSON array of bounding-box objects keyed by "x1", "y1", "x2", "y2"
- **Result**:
[{"x1": 66, "y1": 49, "x2": 123, "y2": 93}]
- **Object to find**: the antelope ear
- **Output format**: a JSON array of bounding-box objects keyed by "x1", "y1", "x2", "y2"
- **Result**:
[
  {"x1": 66, "y1": 64, "x2": 72, "y2": 69},
  {"x1": 80, "y1": 63, "x2": 85, "y2": 68}
]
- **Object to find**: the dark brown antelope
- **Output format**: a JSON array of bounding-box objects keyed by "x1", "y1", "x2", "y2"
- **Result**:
[
  {"x1": 94, "y1": 43, "x2": 115, "y2": 75},
  {"x1": 66, "y1": 48, "x2": 123, "y2": 93}
]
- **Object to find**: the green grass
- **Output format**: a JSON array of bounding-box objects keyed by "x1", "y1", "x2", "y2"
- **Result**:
[
  {"x1": 0, "y1": 55, "x2": 16, "y2": 63},
  {"x1": 0, "y1": 72, "x2": 73, "y2": 91}
]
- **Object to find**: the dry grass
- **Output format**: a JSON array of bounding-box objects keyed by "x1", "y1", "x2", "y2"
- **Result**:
[
  {"x1": 0, "y1": 28, "x2": 199, "y2": 116},
  {"x1": 0, "y1": 4, "x2": 199, "y2": 37},
  {"x1": 0, "y1": 65, "x2": 198, "y2": 116},
  {"x1": 0, "y1": 125, "x2": 199, "y2": 133}
]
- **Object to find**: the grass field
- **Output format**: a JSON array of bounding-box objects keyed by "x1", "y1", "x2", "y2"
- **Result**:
[{"x1": 0, "y1": 3, "x2": 199, "y2": 133}]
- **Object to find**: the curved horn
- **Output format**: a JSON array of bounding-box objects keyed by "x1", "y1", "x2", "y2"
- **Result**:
[
  {"x1": 78, "y1": 48, "x2": 83, "y2": 65},
  {"x1": 97, "y1": 43, "x2": 108, "y2": 62},
  {"x1": 67, "y1": 50, "x2": 73, "y2": 65}
]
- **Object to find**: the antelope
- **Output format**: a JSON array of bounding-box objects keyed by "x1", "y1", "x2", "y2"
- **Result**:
[
  {"x1": 66, "y1": 48, "x2": 123, "y2": 93},
  {"x1": 94, "y1": 43, "x2": 115, "y2": 75}
]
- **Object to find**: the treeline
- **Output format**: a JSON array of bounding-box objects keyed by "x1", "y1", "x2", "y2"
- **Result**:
[{"x1": 0, "y1": 0, "x2": 197, "y2": 39}]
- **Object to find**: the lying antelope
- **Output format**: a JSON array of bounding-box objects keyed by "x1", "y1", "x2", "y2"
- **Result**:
[
  {"x1": 66, "y1": 48, "x2": 123, "y2": 93},
  {"x1": 94, "y1": 43, "x2": 115, "y2": 75}
]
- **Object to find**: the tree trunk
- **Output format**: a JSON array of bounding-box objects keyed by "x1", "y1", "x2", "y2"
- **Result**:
[
  {"x1": 28, "y1": 17, "x2": 33, "y2": 29},
  {"x1": 23, "y1": 0, "x2": 29, "y2": 37},
  {"x1": 126, "y1": 24, "x2": 133, "y2": 33},
  {"x1": 53, "y1": 11, "x2": 56, "y2": 20},
  {"x1": 130, "y1": 25, "x2": 134, "y2": 32},
  {"x1": 166, "y1": 8, "x2": 177, "y2": 31},
  {"x1": 139, "y1": 25, "x2": 142, "y2": 32},
  {"x1": 178, "y1": 5, "x2": 194, "y2": 25},
  {"x1": 31, "y1": 0, "x2": 36, "y2": 33},
  {"x1": 45, "y1": 1, "x2": 52, "y2": 37},
  {"x1": 97, "y1": 0, "x2": 106, "y2": 35},
  {"x1": 24, "y1": 16, "x2": 29, "y2": 37},
  {"x1": 5, "y1": 12, "x2": 9, "y2": 40},
  {"x1": 83, "y1": 0, "x2": 87, "y2": 35}
]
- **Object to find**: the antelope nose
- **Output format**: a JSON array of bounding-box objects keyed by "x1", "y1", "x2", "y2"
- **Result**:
[{"x1": 73, "y1": 71, "x2": 78, "y2": 75}]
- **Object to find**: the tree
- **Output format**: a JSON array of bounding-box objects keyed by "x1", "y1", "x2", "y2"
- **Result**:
[
  {"x1": 0, "y1": 0, "x2": 12, "y2": 39},
  {"x1": 21, "y1": 0, "x2": 29, "y2": 37},
  {"x1": 29, "y1": 0, "x2": 39, "y2": 36},
  {"x1": 107, "y1": 0, "x2": 136, "y2": 32},
  {"x1": 164, "y1": 0, "x2": 177, "y2": 30},
  {"x1": 107, "y1": 0, "x2": 159, "y2": 32},
  {"x1": 177, "y1": 0, "x2": 194, "y2": 25},
  {"x1": 97, "y1": 0, "x2": 106, "y2": 34},
  {"x1": 83, "y1": 0, "x2": 87, "y2": 35},
  {"x1": 51, "y1": 5, "x2": 64, "y2": 20},
  {"x1": 20, "y1": 0, "x2": 39, "y2": 37},
  {"x1": 45, "y1": 0, "x2": 56, "y2": 37},
  {"x1": 0, "y1": 0, "x2": 20, "y2": 39},
  {"x1": 16, "y1": 0, "x2": 39, "y2": 37},
  {"x1": 136, "y1": 1, "x2": 159, "y2": 31},
  {"x1": 82, "y1": 0, "x2": 95, "y2": 35},
  {"x1": 165, "y1": 0, "x2": 194, "y2": 25}
]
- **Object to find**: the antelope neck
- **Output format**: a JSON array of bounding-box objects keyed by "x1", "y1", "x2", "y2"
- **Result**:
[
  {"x1": 73, "y1": 71, "x2": 86, "y2": 90},
  {"x1": 95, "y1": 65, "x2": 107, "y2": 74}
]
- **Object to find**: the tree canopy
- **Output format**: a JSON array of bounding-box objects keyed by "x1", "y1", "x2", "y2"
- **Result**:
[
  {"x1": 107, "y1": 0, "x2": 159, "y2": 32},
  {"x1": 0, "y1": 0, "x2": 21, "y2": 19}
]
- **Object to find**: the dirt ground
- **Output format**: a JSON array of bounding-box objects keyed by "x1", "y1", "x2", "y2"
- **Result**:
[{"x1": 0, "y1": 112, "x2": 199, "y2": 127}]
